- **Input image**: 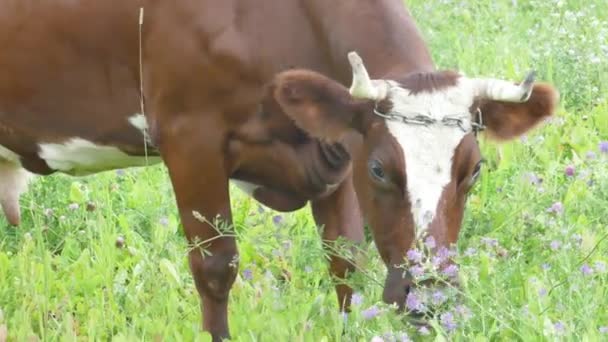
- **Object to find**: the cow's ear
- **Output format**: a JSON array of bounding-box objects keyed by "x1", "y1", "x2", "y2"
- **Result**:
[
  {"x1": 476, "y1": 83, "x2": 559, "y2": 140},
  {"x1": 268, "y1": 69, "x2": 373, "y2": 141}
]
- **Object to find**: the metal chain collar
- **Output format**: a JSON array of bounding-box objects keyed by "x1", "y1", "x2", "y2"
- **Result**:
[{"x1": 373, "y1": 102, "x2": 487, "y2": 137}]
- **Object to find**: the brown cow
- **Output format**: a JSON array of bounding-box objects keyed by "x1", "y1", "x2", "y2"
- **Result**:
[{"x1": 0, "y1": 0, "x2": 558, "y2": 340}]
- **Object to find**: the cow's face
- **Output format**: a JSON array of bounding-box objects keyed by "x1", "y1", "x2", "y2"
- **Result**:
[{"x1": 266, "y1": 52, "x2": 558, "y2": 310}]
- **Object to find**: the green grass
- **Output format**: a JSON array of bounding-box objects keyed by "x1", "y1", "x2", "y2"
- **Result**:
[{"x1": 1, "y1": 0, "x2": 608, "y2": 341}]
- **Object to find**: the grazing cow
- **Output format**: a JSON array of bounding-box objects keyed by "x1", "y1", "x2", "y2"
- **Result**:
[{"x1": 0, "y1": 0, "x2": 558, "y2": 340}]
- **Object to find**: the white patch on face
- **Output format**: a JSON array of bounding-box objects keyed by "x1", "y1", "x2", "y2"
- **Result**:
[
  {"x1": 383, "y1": 79, "x2": 474, "y2": 236},
  {"x1": 38, "y1": 138, "x2": 162, "y2": 176}
]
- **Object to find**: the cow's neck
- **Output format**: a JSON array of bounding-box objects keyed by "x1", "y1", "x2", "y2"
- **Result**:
[{"x1": 303, "y1": 0, "x2": 436, "y2": 83}]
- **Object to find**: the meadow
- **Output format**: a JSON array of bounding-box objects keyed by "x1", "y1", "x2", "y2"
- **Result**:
[{"x1": 1, "y1": 0, "x2": 608, "y2": 341}]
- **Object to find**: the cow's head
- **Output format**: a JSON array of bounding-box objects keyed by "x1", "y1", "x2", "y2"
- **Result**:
[{"x1": 266, "y1": 52, "x2": 558, "y2": 311}]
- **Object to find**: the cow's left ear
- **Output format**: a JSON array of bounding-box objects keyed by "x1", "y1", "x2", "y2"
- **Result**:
[
  {"x1": 267, "y1": 69, "x2": 374, "y2": 142},
  {"x1": 475, "y1": 83, "x2": 559, "y2": 140}
]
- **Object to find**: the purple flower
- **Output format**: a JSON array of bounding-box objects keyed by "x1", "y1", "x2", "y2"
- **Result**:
[
  {"x1": 432, "y1": 290, "x2": 448, "y2": 305},
  {"x1": 464, "y1": 247, "x2": 477, "y2": 257},
  {"x1": 442, "y1": 264, "x2": 459, "y2": 278},
  {"x1": 242, "y1": 269, "x2": 253, "y2": 281},
  {"x1": 440, "y1": 311, "x2": 458, "y2": 332},
  {"x1": 542, "y1": 263, "x2": 552, "y2": 270},
  {"x1": 116, "y1": 169, "x2": 125, "y2": 177},
  {"x1": 272, "y1": 215, "x2": 283, "y2": 225},
  {"x1": 599, "y1": 141, "x2": 608, "y2": 153},
  {"x1": 481, "y1": 237, "x2": 498, "y2": 247},
  {"x1": 564, "y1": 165, "x2": 575, "y2": 177},
  {"x1": 159, "y1": 217, "x2": 169, "y2": 227},
  {"x1": 571, "y1": 234, "x2": 583, "y2": 245},
  {"x1": 406, "y1": 291, "x2": 426, "y2": 312},
  {"x1": 586, "y1": 151, "x2": 597, "y2": 160},
  {"x1": 547, "y1": 202, "x2": 564, "y2": 214},
  {"x1": 409, "y1": 265, "x2": 425, "y2": 277},
  {"x1": 599, "y1": 326, "x2": 608, "y2": 334},
  {"x1": 361, "y1": 305, "x2": 382, "y2": 320},
  {"x1": 437, "y1": 246, "x2": 451, "y2": 260},
  {"x1": 538, "y1": 288, "x2": 547, "y2": 297},
  {"x1": 594, "y1": 261, "x2": 606, "y2": 273},
  {"x1": 351, "y1": 292, "x2": 363, "y2": 306},
  {"x1": 407, "y1": 249, "x2": 423, "y2": 263},
  {"x1": 554, "y1": 321, "x2": 566, "y2": 334},
  {"x1": 524, "y1": 172, "x2": 542, "y2": 186},
  {"x1": 424, "y1": 236, "x2": 436, "y2": 249},
  {"x1": 68, "y1": 203, "x2": 79, "y2": 211},
  {"x1": 418, "y1": 326, "x2": 431, "y2": 335},
  {"x1": 257, "y1": 205, "x2": 265, "y2": 214},
  {"x1": 455, "y1": 305, "x2": 472, "y2": 321},
  {"x1": 581, "y1": 264, "x2": 594, "y2": 275},
  {"x1": 550, "y1": 240, "x2": 561, "y2": 251}
]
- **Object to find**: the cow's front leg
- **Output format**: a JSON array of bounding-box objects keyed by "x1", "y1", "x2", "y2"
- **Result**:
[
  {"x1": 159, "y1": 115, "x2": 237, "y2": 341},
  {"x1": 311, "y1": 171, "x2": 364, "y2": 312}
]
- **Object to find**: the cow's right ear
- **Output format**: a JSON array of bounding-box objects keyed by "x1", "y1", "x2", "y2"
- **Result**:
[{"x1": 268, "y1": 69, "x2": 374, "y2": 141}]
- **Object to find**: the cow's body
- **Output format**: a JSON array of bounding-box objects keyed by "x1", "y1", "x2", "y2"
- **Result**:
[{"x1": 1, "y1": 1, "x2": 558, "y2": 340}]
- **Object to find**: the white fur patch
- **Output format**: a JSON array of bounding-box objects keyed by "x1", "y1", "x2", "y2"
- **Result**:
[
  {"x1": 128, "y1": 113, "x2": 149, "y2": 132},
  {"x1": 38, "y1": 138, "x2": 162, "y2": 176},
  {"x1": 384, "y1": 79, "x2": 474, "y2": 236},
  {"x1": 0, "y1": 146, "x2": 32, "y2": 225}
]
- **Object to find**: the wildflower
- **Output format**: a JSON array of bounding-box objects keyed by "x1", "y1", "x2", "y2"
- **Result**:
[
  {"x1": 362, "y1": 305, "x2": 382, "y2": 320},
  {"x1": 159, "y1": 217, "x2": 169, "y2": 227},
  {"x1": 409, "y1": 265, "x2": 425, "y2": 277},
  {"x1": 542, "y1": 263, "x2": 551, "y2": 270},
  {"x1": 480, "y1": 237, "x2": 498, "y2": 247},
  {"x1": 116, "y1": 169, "x2": 125, "y2": 177},
  {"x1": 524, "y1": 172, "x2": 542, "y2": 186},
  {"x1": 43, "y1": 208, "x2": 54, "y2": 217},
  {"x1": 407, "y1": 249, "x2": 423, "y2": 263},
  {"x1": 351, "y1": 292, "x2": 364, "y2": 306},
  {"x1": 549, "y1": 240, "x2": 561, "y2": 251},
  {"x1": 68, "y1": 203, "x2": 79, "y2": 211},
  {"x1": 599, "y1": 326, "x2": 608, "y2": 334},
  {"x1": 454, "y1": 305, "x2": 472, "y2": 321},
  {"x1": 594, "y1": 261, "x2": 606, "y2": 273},
  {"x1": 599, "y1": 141, "x2": 608, "y2": 153},
  {"x1": 418, "y1": 326, "x2": 431, "y2": 335},
  {"x1": 257, "y1": 205, "x2": 265, "y2": 214},
  {"x1": 272, "y1": 215, "x2": 283, "y2": 225},
  {"x1": 440, "y1": 311, "x2": 458, "y2": 332},
  {"x1": 424, "y1": 236, "x2": 436, "y2": 249},
  {"x1": 564, "y1": 165, "x2": 575, "y2": 177},
  {"x1": 580, "y1": 264, "x2": 593, "y2": 275},
  {"x1": 464, "y1": 247, "x2": 477, "y2": 257},
  {"x1": 442, "y1": 264, "x2": 459, "y2": 278},
  {"x1": 554, "y1": 321, "x2": 566, "y2": 335},
  {"x1": 405, "y1": 291, "x2": 426, "y2": 312},
  {"x1": 432, "y1": 290, "x2": 448, "y2": 305},
  {"x1": 242, "y1": 269, "x2": 253, "y2": 281},
  {"x1": 437, "y1": 246, "x2": 451, "y2": 260},
  {"x1": 547, "y1": 202, "x2": 564, "y2": 214},
  {"x1": 571, "y1": 234, "x2": 583, "y2": 245},
  {"x1": 586, "y1": 151, "x2": 597, "y2": 159},
  {"x1": 538, "y1": 288, "x2": 547, "y2": 297}
]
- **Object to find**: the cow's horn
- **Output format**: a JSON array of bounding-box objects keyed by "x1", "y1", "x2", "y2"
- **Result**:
[
  {"x1": 347, "y1": 51, "x2": 389, "y2": 101},
  {"x1": 472, "y1": 70, "x2": 536, "y2": 102}
]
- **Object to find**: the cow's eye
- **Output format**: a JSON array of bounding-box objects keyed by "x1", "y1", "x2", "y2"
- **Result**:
[{"x1": 368, "y1": 159, "x2": 385, "y2": 181}]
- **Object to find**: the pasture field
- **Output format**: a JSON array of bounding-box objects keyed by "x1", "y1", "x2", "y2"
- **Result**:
[{"x1": 1, "y1": 0, "x2": 608, "y2": 341}]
